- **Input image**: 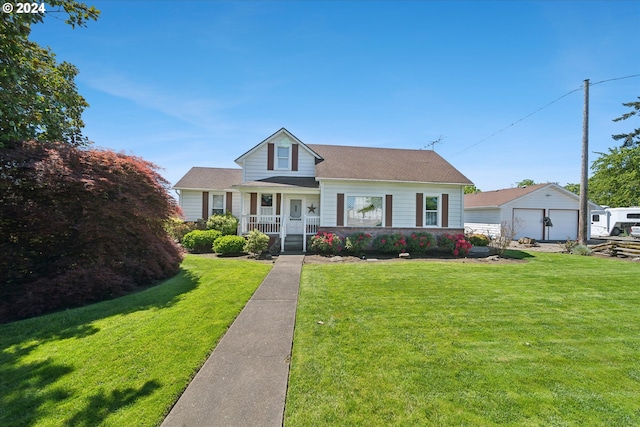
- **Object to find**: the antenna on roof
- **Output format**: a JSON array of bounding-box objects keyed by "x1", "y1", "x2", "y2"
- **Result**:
[{"x1": 424, "y1": 135, "x2": 446, "y2": 151}]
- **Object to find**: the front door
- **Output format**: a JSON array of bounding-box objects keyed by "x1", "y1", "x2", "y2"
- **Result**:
[{"x1": 288, "y1": 199, "x2": 303, "y2": 234}]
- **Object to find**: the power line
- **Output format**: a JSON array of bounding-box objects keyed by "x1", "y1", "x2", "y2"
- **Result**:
[
  {"x1": 590, "y1": 74, "x2": 640, "y2": 87},
  {"x1": 451, "y1": 74, "x2": 640, "y2": 157}
]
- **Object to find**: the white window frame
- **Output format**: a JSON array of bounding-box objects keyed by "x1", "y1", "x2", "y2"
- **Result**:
[
  {"x1": 260, "y1": 193, "x2": 274, "y2": 216},
  {"x1": 211, "y1": 194, "x2": 225, "y2": 216},
  {"x1": 424, "y1": 194, "x2": 440, "y2": 227},
  {"x1": 276, "y1": 145, "x2": 290, "y2": 170},
  {"x1": 345, "y1": 194, "x2": 384, "y2": 228}
]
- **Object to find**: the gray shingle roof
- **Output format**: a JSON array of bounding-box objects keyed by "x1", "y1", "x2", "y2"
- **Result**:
[
  {"x1": 174, "y1": 142, "x2": 473, "y2": 190},
  {"x1": 308, "y1": 144, "x2": 473, "y2": 185}
]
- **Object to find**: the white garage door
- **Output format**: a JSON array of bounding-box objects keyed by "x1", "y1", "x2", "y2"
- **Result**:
[
  {"x1": 548, "y1": 209, "x2": 578, "y2": 240},
  {"x1": 513, "y1": 209, "x2": 543, "y2": 240}
]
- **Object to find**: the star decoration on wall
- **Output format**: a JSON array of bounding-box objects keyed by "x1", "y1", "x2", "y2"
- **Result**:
[{"x1": 307, "y1": 204, "x2": 317, "y2": 214}]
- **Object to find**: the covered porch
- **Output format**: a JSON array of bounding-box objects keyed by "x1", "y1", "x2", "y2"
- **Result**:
[{"x1": 234, "y1": 177, "x2": 321, "y2": 252}]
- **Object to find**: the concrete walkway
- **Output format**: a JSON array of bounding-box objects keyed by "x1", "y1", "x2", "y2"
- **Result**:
[{"x1": 161, "y1": 254, "x2": 304, "y2": 427}]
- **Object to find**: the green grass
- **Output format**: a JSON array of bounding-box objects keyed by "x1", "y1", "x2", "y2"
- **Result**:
[
  {"x1": 286, "y1": 252, "x2": 640, "y2": 426},
  {"x1": 0, "y1": 255, "x2": 271, "y2": 427}
]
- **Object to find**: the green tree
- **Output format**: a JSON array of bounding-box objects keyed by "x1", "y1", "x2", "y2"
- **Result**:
[
  {"x1": 0, "y1": 140, "x2": 182, "y2": 322},
  {"x1": 612, "y1": 97, "x2": 640, "y2": 148},
  {"x1": 0, "y1": 1, "x2": 99, "y2": 147},
  {"x1": 516, "y1": 179, "x2": 536, "y2": 187},
  {"x1": 588, "y1": 145, "x2": 640, "y2": 207},
  {"x1": 564, "y1": 183, "x2": 580, "y2": 195},
  {"x1": 464, "y1": 185, "x2": 481, "y2": 194}
]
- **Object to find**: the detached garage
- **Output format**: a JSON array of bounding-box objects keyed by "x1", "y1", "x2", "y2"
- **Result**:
[{"x1": 464, "y1": 183, "x2": 599, "y2": 241}]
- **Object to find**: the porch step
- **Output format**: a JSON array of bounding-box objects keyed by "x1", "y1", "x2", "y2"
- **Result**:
[{"x1": 284, "y1": 234, "x2": 304, "y2": 252}]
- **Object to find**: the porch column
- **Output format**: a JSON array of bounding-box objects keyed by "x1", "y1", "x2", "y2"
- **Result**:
[{"x1": 279, "y1": 193, "x2": 285, "y2": 253}]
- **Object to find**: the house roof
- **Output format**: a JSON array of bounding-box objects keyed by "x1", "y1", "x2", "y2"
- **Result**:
[
  {"x1": 234, "y1": 176, "x2": 319, "y2": 189},
  {"x1": 173, "y1": 167, "x2": 242, "y2": 190},
  {"x1": 308, "y1": 144, "x2": 473, "y2": 185}
]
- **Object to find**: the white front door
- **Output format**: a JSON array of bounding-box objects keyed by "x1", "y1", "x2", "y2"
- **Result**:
[{"x1": 288, "y1": 198, "x2": 303, "y2": 234}]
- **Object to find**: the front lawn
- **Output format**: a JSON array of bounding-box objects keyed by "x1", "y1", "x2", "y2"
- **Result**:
[
  {"x1": 286, "y1": 252, "x2": 640, "y2": 426},
  {"x1": 0, "y1": 256, "x2": 271, "y2": 427}
]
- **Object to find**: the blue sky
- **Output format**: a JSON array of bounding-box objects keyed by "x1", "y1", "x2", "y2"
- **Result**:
[{"x1": 31, "y1": 1, "x2": 640, "y2": 192}]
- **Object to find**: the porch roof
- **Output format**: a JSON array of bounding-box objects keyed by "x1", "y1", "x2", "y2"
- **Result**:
[{"x1": 233, "y1": 176, "x2": 319, "y2": 190}]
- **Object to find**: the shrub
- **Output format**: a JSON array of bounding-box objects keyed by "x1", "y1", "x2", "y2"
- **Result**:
[
  {"x1": 406, "y1": 232, "x2": 436, "y2": 254},
  {"x1": 571, "y1": 244, "x2": 593, "y2": 256},
  {"x1": 0, "y1": 140, "x2": 183, "y2": 323},
  {"x1": 373, "y1": 233, "x2": 407, "y2": 254},
  {"x1": 437, "y1": 233, "x2": 472, "y2": 257},
  {"x1": 469, "y1": 233, "x2": 490, "y2": 247},
  {"x1": 213, "y1": 235, "x2": 246, "y2": 255},
  {"x1": 244, "y1": 229, "x2": 270, "y2": 256},
  {"x1": 560, "y1": 240, "x2": 577, "y2": 253},
  {"x1": 182, "y1": 230, "x2": 222, "y2": 253},
  {"x1": 345, "y1": 232, "x2": 372, "y2": 255},
  {"x1": 164, "y1": 217, "x2": 197, "y2": 242},
  {"x1": 490, "y1": 219, "x2": 523, "y2": 256},
  {"x1": 310, "y1": 232, "x2": 343, "y2": 255},
  {"x1": 206, "y1": 213, "x2": 239, "y2": 235}
]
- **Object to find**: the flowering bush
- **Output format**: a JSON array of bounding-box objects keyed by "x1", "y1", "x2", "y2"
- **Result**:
[
  {"x1": 372, "y1": 233, "x2": 407, "y2": 254},
  {"x1": 310, "y1": 232, "x2": 343, "y2": 255},
  {"x1": 406, "y1": 232, "x2": 436, "y2": 254},
  {"x1": 345, "y1": 232, "x2": 372, "y2": 255},
  {"x1": 437, "y1": 233, "x2": 472, "y2": 257}
]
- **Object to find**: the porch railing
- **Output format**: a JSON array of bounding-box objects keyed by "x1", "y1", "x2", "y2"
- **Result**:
[
  {"x1": 302, "y1": 216, "x2": 320, "y2": 252},
  {"x1": 241, "y1": 214, "x2": 321, "y2": 252},
  {"x1": 304, "y1": 216, "x2": 320, "y2": 235},
  {"x1": 242, "y1": 214, "x2": 282, "y2": 234}
]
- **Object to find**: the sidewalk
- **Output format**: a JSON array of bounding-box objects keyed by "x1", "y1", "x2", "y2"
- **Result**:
[{"x1": 161, "y1": 254, "x2": 304, "y2": 427}]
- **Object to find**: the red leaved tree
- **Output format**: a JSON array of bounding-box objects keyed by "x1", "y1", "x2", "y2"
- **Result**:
[{"x1": 0, "y1": 141, "x2": 183, "y2": 322}]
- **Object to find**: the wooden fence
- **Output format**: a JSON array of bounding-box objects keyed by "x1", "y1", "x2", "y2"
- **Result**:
[{"x1": 590, "y1": 241, "x2": 640, "y2": 258}]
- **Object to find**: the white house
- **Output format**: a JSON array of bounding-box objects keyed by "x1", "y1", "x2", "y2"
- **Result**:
[
  {"x1": 464, "y1": 183, "x2": 600, "y2": 241},
  {"x1": 174, "y1": 128, "x2": 473, "y2": 251}
]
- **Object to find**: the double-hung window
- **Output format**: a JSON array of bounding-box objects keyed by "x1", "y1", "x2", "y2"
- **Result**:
[
  {"x1": 212, "y1": 194, "x2": 224, "y2": 215},
  {"x1": 347, "y1": 196, "x2": 383, "y2": 227},
  {"x1": 277, "y1": 146, "x2": 290, "y2": 169},
  {"x1": 425, "y1": 196, "x2": 439, "y2": 226},
  {"x1": 260, "y1": 193, "x2": 273, "y2": 216}
]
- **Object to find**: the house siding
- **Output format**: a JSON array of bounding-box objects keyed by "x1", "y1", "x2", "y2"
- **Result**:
[
  {"x1": 179, "y1": 190, "x2": 204, "y2": 221},
  {"x1": 179, "y1": 190, "x2": 240, "y2": 221},
  {"x1": 243, "y1": 134, "x2": 316, "y2": 181},
  {"x1": 465, "y1": 208, "x2": 501, "y2": 224},
  {"x1": 320, "y1": 180, "x2": 464, "y2": 228}
]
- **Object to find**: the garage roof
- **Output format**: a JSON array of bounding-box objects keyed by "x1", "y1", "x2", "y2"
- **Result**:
[{"x1": 465, "y1": 184, "x2": 555, "y2": 208}]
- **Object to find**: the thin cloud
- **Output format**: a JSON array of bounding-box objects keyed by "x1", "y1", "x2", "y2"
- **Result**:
[{"x1": 83, "y1": 73, "x2": 239, "y2": 135}]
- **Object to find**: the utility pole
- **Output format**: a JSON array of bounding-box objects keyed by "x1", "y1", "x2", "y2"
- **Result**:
[{"x1": 578, "y1": 79, "x2": 589, "y2": 245}]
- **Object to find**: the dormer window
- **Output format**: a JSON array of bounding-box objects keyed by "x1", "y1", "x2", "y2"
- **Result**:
[{"x1": 277, "y1": 146, "x2": 290, "y2": 169}]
